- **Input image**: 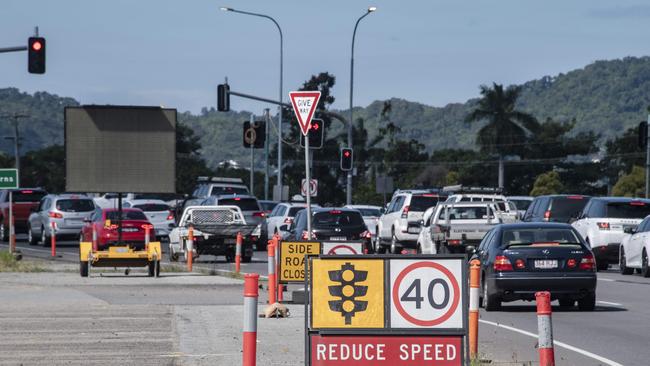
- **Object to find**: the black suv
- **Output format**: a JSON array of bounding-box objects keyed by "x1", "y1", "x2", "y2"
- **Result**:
[
  {"x1": 522, "y1": 195, "x2": 591, "y2": 223},
  {"x1": 287, "y1": 208, "x2": 372, "y2": 252}
]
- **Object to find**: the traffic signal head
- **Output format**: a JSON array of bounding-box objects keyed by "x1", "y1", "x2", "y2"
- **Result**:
[
  {"x1": 340, "y1": 148, "x2": 353, "y2": 171},
  {"x1": 300, "y1": 118, "x2": 325, "y2": 149},
  {"x1": 639, "y1": 121, "x2": 648, "y2": 149},
  {"x1": 218, "y1": 84, "x2": 230, "y2": 112},
  {"x1": 28, "y1": 37, "x2": 46, "y2": 74},
  {"x1": 243, "y1": 121, "x2": 266, "y2": 148}
]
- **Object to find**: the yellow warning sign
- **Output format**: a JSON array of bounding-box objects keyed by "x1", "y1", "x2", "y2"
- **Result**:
[
  {"x1": 279, "y1": 241, "x2": 321, "y2": 283},
  {"x1": 311, "y1": 258, "x2": 384, "y2": 329}
]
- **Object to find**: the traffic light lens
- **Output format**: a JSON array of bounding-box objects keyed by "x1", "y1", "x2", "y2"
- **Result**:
[
  {"x1": 312, "y1": 123, "x2": 319, "y2": 130},
  {"x1": 343, "y1": 300, "x2": 355, "y2": 312},
  {"x1": 343, "y1": 285, "x2": 354, "y2": 297},
  {"x1": 344, "y1": 151, "x2": 350, "y2": 157},
  {"x1": 32, "y1": 41, "x2": 42, "y2": 51},
  {"x1": 342, "y1": 270, "x2": 354, "y2": 281}
]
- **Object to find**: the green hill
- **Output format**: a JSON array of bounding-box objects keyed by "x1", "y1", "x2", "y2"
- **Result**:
[{"x1": 3, "y1": 56, "x2": 650, "y2": 166}]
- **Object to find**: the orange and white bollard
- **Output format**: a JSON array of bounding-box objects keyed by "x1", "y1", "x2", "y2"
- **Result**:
[
  {"x1": 144, "y1": 224, "x2": 151, "y2": 250},
  {"x1": 91, "y1": 225, "x2": 98, "y2": 252},
  {"x1": 536, "y1": 291, "x2": 555, "y2": 366},
  {"x1": 235, "y1": 232, "x2": 242, "y2": 273},
  {"x1": 9, "y1": 215, "x2": 15, "y2": 254},
  {"x1": 274, "y1": 236, "x2": 284, "y2": 302},
  {"x1": 469, "y1": 259, "x2": 480, "y2": 359},
  {"x1": 267, "y1": 242, "x2": 277, "y2": 304},
  {"x1": 50, "y1": 222, "x2": 57, "y2": 257},
  {"x1": 187, "y1": 226, "x2": 194, "y2": 272},
  {"x1": 243, "y1": 273, "x2": 259, "y2": 366}
]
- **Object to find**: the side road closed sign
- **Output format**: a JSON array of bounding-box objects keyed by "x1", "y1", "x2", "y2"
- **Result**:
[
  {"x1": 279, "y1": 241, "x2": 321, "y2": 283},
  {"x1": 310, "y1": 335, "x2": 462, "y2": 366}
]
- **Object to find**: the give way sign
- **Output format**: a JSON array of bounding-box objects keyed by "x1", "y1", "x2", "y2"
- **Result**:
[{"x1": 289, "y1": 91, "x2": 321, "y2": 136}]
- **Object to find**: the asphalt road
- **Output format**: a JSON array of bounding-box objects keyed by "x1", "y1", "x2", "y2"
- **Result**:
[{"x1": 4, "y1": 237, "x2": 650, "y2": 365}]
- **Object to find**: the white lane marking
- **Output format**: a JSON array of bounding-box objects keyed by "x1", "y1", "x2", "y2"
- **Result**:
[
  {"x1": 598, "y1": 278, "x2": 615, "y2": 282},
  {"x1": 479, "y1": 319, "x2": 624, "y2": 366},
  {"x1": 597, "y1": 300, "x2": 623, "y2": 307}
]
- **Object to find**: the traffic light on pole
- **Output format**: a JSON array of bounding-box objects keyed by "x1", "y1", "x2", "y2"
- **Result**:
[
  {"x1": 340, "y1": 148, "x2": 353, "y2": 171},
  {"x1": 217, "y1": 84, "x2": 230, "y2": 112},
  {"x1": 28, "y1": 37, "x2": 46, "y2": 74},
  {"x1": 300, "y1": 118, "x2": 324, "y2": 149}
]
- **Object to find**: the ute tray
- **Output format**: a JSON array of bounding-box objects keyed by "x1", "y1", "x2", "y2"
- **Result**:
[{"x1": 190, "y1": 223, "x2": 257, "y2": 237}]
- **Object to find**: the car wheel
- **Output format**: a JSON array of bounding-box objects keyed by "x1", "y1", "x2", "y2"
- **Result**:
[
  {"x1": 41, "y1": 226, "x2": 50, "y2": 247},
  {"x1": 577, "y1": 292, "x2": 596, "y2": 311},
  {"x1": 619, "y1": 247, "x2": 633, "y2": 275},
  {"x1": 642, "y1": 250, "x2": 650, "y2": 278},
  {"x1": 482, "y1": 277, "x2": 501, "y2": 311},
  {"x1": 390, "y1": 232, "x2": 401, "y2": 254},
  {"x1": 28, "y1": 225, "x2": 39, "y2": 246},
  {"x1": 559, "y1": 299, "x2": 575, "y2": 308},
  {"x1": 0, "y1": 224, "x2": 7, "y2": 242},
  {"x1": 168, "y1": 245, "x2": 179, "y2": 262}
]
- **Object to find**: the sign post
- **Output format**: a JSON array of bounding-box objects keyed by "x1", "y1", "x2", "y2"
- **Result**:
[
  {"x1": 289, "y1": 91, "x2": 321, "y2": 239},
  {"x1": 0, "y1": 169, "x2": 18, "y2": 254}
]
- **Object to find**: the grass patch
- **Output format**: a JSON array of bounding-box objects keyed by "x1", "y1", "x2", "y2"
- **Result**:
[{"x1": 0, "y1": 250, "x2": 47, "y2": 272}]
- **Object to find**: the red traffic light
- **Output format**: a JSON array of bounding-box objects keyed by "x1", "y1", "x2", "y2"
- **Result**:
[
  {"x1": 344, "y1": 151, "x2": 350, "y2": 157},
  {"x1": 32, "y1": 41, "x2": 42, "y2": 51},
  {"x1": 311, "y1": 122, "x2": 320, "y2": 130}
]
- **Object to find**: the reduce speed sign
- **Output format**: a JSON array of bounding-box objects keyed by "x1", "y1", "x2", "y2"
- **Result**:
[{"x1": 390, "y1": 259, "x2": 465, "y2": 329}]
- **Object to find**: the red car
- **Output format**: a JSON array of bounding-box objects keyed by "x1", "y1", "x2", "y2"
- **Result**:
[{"x1": 81, "y1": 208, "x2": 153, "y2": 249}]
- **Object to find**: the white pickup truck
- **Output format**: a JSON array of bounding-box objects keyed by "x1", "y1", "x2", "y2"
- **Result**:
[{"x1": 168, "y1": 205, "x2": 257, "y2": 262}]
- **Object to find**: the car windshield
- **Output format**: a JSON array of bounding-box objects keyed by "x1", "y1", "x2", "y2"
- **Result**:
[
  {"x1": 133, "y1": 203, "x2": 169, "y2": 212},
  {"x1": 550, "y1": 197, "x2": 589, "y2": 221},
  {"x1": 56, "y1": 199, "x2": 95, "y2": 212},
  {"x1": 356, "y1": 208, "x2": 381, "y2": 217},
  {"x1": 410, "y1": 196, "x2": 443, "y2": 212},
  {"x1": 219, "y1": 198, "x2": 260, "y2": 211},
  {"x1": 260, "y1": 201, "x2": 278, "y2": 212},
  {"x1": 106, "y1": 210, "x2": 147, "y2": 221},
  {"x1": 510, "y1": 199, "x2": 532, "y2": 211},
  {"x1": 501, "y1": 228, "x2": 581, "y2": 247},
  {"x1": 313, "y1": 211, "x2": 364, "y2": 227},
  {"x1": 210, "y1": 186, "x2": 249, "y2": 196},
  {"x1": 13, "y1": 190, "x2": 46, "y2": 203},
  {"x1": 288, "y1": 207, "x2": 306, "y2": 216},
  {"x1": 605, "y1": 202, "x2": 650, "y2": 219},
  {"x1": 439, "y1": 206, "x2": 489, "y2": 220}
]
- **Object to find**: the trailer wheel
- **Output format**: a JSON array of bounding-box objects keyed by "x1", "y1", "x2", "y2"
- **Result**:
[{"x1": 80, "y1": 261, "x2": 89, "y2": 277}]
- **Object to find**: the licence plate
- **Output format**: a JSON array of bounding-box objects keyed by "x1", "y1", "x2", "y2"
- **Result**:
[
  {"x1": 330, "y1": 236, "x2": 347, "y2": 241},
  {"x1": 534, "y1": 259, "x2": 558, "y2": 269},
  {"x1": 122, "y1": 228, "x2": 138, "y2": 232}
]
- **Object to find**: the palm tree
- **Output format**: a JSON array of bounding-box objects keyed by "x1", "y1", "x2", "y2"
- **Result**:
[{"x1": 465, "y1": 83, "x2": 539, "y2": 189}]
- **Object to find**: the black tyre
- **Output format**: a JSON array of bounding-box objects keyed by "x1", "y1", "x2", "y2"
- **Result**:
[
  {"x1": 642, "y1": 250, "x2": 650, "y2": 278},
  {"x1": 41, "y1": 226, "x2": 49, "y2": 247},
  {"x1": 376, "y1": 242, "x2": 387, "y2": 254},
  {"x1": 559, "y1": 299, "x2": 575, "y2": 308},
  {"x1": 482, "y1": 278, "x2": 501, "y2": 311},
  {"x1": 169, "y1": 249, "x2": 179, "y2": 262},
  {"x1": 596, "y1": 258, "x2": 609, "y2": 271},
  {"x1": 619, "y1": 248, "x2": 633, "y2": 275},
  {"x1": 148, "y1": 260, "x2": 160, "y2": 277},
  {"x1": 577, "y1": 292, "x2": 596, "y2": 311},
  {"x1": 80, "y1": 261, "x2": 89, "y2": 277},
  {"x1": 27, "y1": 226, "x2": 39, "y2": 246},
  {"x1": 390, "y1": 232, "x2": 401, "y2": 254},
  {"x1": 0, "y1": 224, "x2": 7, "y2": 243}
]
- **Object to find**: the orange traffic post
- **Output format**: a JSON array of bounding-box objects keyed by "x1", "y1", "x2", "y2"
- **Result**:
[
  {"x1": 536, "y1": 291, "x2": 555, "y2": 366},
  {"x1": 267, "y1": 242, "x2": 277, "y2": 304},
  {"x1": 469, "y1": 259, "x2": 481, "y2": 359},
  {"x1": 50, "y1": 222, "x2": 57, "y2": 257},
  {"x1": 144, "y1": 224, "x2": 151, "y2": 251},
  {"x1": 91, "y1": 225, "x2": 98, "y2": 252},
  {"x1": 235, "y1": 232, "x2": 242, "y2": 273},
  {"x1": 187, "y1": 225, "x2": 194, "y2": 272},
  {"x1": 243, "y1": 273, "x2": 259, "y2": 366}
]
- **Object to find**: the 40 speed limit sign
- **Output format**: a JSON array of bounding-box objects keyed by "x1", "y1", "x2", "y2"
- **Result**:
[{"x1": 390, "y1": 259, "x2": 465, "y2": 329}]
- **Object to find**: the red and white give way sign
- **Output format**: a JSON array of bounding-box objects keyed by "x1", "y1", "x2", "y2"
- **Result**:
[
  {"x1": 322, "y1": 241, "x2": 364, "y2": 255},
  {"x1": 390, "y1": 259, "x2": 464, "y2": 329}
]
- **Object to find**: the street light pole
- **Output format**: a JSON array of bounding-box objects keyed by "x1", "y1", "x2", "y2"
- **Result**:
[
  {"x1": 221, "y1": 7, "x2": 284, "y2": 200},
  {"x1": 2, "y1": 113, "x2": 28, "y2": 186},
  {"x1": 348, "y1": 7, "x2": 376, "y2": 205}
]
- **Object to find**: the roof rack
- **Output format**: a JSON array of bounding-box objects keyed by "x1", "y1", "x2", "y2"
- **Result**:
[
  {"x1": 197, "y1": 176, "x2": 245, "y2": 184},
  {"x1": 442, "y1": 185, "x2": 503, "y2": 194}
]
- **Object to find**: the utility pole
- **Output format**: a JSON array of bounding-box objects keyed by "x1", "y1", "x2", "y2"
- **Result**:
[
  {"x1": 2, "y1": 113, "x2": 28, "y2": 185},
  {"x1": 264, "y1": 108, "x2": 270, "y2": 200},
  {"x1": 249, "y1": 114, "x2": 255, "y2": 195}
]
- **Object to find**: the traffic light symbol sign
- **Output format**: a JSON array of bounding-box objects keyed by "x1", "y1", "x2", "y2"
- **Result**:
[{"x1": 328, "y1": 262, "x2": 368, "y2": 325}]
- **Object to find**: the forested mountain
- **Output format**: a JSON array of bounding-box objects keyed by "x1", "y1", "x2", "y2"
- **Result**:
[{"x1": 2, "y1": 56, "x2": 650, "y2": 168}]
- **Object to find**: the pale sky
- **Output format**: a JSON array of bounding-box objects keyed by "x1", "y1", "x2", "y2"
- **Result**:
[{"x1": 2, "y1": 0, "x2": 650, "y2": 113}]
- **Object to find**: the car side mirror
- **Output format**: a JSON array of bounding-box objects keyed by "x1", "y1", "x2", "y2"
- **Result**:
[
  {"x1": 465, "y1": 245, "x2": 476, "y2": 256},
  {"x1": 624, "y1": 227, "x2": 636, "y2": 234}
]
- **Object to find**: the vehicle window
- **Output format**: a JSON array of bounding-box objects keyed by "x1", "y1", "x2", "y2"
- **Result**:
[
  {"x1": 549, "y1": 197, "x2": 589, "y2": 222},
  {"x1": 218, "y1": 198, "x2": 260, "y2": 211},
  {"x1": 104, "y1": 193, "x2": 119, "y2": 200},
  {"x1": 106, "y1": 210, "x2": 148, "y2": 221},
  {"x1": 133, "y1": 203, "x2": 170, "y2": 212},
  {"x1": 292, "y1": 211, "x2": 305, "y2": 231},
  {"x1": 289, "y1": 206, "x2": 308, "y2": 217},
  {"x1": 210, "y1": 186, "x2": 249, "y2": 196},
  {"x1": 439, "y1": 206, "x2": 489, "y2": 220},
  {"x1": 269, "y1": 205, "x2": 280, "y2": 217},
  {"x1": 478, "y1": 229, "x2": 494, "y2": 251},
  {"x1": 277, "y1": 206, "x2": 287, "y2": 216},
  {"x1": 260, "y1": 201, "x2": 278, "y2": 212},
  {"x1": 460, "y1": 196, "x2": 471, "y2": 202},
  {"x1": 510, "y1": 199, "x2": 532, "y2": 211},
  {"x1": 313, "y1": 211, "x2": 364, "y2": 227},
  {"x1": 37, "y1": 198, "x2": 47, "y2": 211},
  {"x1": 13, "y1": 190, "x2": 47, "y2": 203},
  {"x1": 501, "y1": 228, "x2": 581, "y2": 247},
  {"x1": 395, "y1": 196, "x2": 406, "y2": 211},
  {"x1": 524, "y1": 199, "x2": 538, "y2": 219},
  {"x1": 637, "y1": 218, "x2": 650, "y2": 232},
  {"x1": 56, "y1": 199, "x2": 95, "y2": 212},
  {"x1": 409, "y1": 196, "x2": 443, "y2": 212},
  {"x1": 605, "y1": 201, "x2": 650, "y2": 219},
  {"x1": 356, "y1": 208, "x2": 382, "y2": 217}
]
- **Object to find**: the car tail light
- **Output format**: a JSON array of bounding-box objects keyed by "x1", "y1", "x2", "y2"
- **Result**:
[
  {"x1": 567, "y1": 258, "x2": 577, "y2": 268},
  {"x1": 597, "y1": 222, "x2": 610, "y2": 230},
  {"x1": 48, "y1": 211, "x2": 63, "y2": 219},
  {"x1": 253, "y1": 211, "x2": 266, "y2": 218},
  {"x1": 166, "y1": 211, "x2": 174, "y2": 221},
  {"x1": 515, "y1": 259, "x2": 526, "y2": 269},
  {"x1": 329, "y1": 210, "x2": 342, "y2": 214},
  {"x1": 494, "y1": 255, "x2": 513, "y2": 271},
  {"x1": 361, "y1": 230, "x2": 372, "y2": 239},
  {"x1": 579, "y1": 254, "x2": 595, "y2": 270},
  {"x1": 630, "y1": 201, "x2": 646, "y2": 206},
  {"x1": 141, "y1": 224, "x2": 153, "y2": 230},
  {"x1": 543, "y1": 210, "x2": 551, "y2": 221},
  {"x1": 401, "y1": 205, "x2": 410, "y2": 218},
  {"x1": 448, "y1": 239, "x2": 461, "y2": 246},
  {"x1": 301, "y1": 230, "x2": 317, "y2": 240}
]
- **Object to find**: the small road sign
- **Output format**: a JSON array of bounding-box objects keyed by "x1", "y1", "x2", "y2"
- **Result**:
[
  {"x1": 311, "y1": 258, "x2": 384, "y2": 329},
  {"x1": 322, "y1": 241, "x2": 364, "y2": 255},
  {"x1": 289, "y1": 91, "x2": 321, "y2": 136},
  {"x1": 301, "y1": 179, "x2": 318, "y2": 197},
  {"x1": 244, "y1": 127, "x2": 257, "y2": 145},
  {"x1": 278, "y1": 241, "x2": 321, "y2": 284},
  {"x1": 0, "y1": 169, "x2": 18, "y2": 189},
  {"x1": 390, "y1": 259, "x2": 464, "y2": 329},
  {"x1": 310, "y1": 335, "x2": 462, "y2": 366}
]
